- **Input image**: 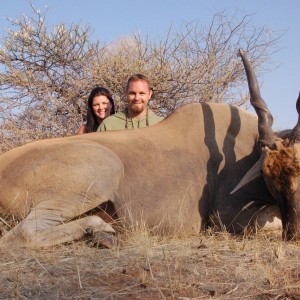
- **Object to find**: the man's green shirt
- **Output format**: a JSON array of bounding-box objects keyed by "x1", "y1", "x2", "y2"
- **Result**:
[{"x1": 97, "y1": 109, "x2": 163, "y2": 131}]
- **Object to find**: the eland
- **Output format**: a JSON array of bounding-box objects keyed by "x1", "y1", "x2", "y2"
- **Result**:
[{"x1": 0, "y1": 49, "x2": 298, "y2": 248}]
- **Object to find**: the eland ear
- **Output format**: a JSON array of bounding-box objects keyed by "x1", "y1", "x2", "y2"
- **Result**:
[{"x1": 230, "y1": 153, "x2": 265, "y2": 194}]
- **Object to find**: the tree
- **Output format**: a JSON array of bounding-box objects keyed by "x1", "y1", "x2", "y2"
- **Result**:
[{"x1": 0, "y1": 5, "x2": 282, "y2": 152}]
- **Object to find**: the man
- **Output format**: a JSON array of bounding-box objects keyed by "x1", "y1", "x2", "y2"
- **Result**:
[{"x1": 97, "y1": 74, "x2": 163, "y2": 131}]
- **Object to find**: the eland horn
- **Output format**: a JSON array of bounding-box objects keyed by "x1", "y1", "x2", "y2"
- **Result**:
[
  {"x1": 239, "y1": 49, "x2": 277, "y2": 149},
  {"x1": 288, "y1": 92, "x2": 300, "y2": 146}
]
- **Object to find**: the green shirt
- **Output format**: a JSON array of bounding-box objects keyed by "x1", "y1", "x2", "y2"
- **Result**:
[{"x1": 97, "y1": 109, "x2": 163, "y2": 131}]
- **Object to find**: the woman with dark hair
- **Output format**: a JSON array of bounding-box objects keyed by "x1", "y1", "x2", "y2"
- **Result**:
[{"x1": 77, "y1": 86, "x2": 115, "y2": 134}]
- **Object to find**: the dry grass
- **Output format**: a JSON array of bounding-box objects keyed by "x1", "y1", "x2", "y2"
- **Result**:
[{"x1": 1, "y1": 225, "x2": 300, "y2": 299}]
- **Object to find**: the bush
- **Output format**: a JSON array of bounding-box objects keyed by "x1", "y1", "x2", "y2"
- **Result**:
[{"x1": 0, "y1": 6, "x2": 282, "y2": 152}]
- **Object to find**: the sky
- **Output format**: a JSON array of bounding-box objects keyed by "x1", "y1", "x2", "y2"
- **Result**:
[{"x1": 0, "y1": 0, "x2": 299, "y2": 130}]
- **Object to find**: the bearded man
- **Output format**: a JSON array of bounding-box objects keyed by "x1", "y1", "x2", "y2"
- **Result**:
[{"x1": 98, "y1": 74, "x2": 163, "y2": 131}]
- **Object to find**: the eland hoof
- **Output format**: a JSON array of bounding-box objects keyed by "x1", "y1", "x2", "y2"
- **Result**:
[{"x1": 85, "y1": 230, "x2": 120, "y2": 249}]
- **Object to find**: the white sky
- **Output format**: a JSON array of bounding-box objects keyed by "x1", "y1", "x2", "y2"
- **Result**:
[{"x1": 1, "y1": 0, "x2": 299, "y2": 130}]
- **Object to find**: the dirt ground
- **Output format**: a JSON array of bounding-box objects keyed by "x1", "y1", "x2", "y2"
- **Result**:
[{"x1": 1, "y1": 230, "x2": 300, "y2": 299}]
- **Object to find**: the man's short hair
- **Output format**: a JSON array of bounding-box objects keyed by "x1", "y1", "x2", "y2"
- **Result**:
[{"x1": 126, "y1": 74, "x2": 152, "y2": 92}]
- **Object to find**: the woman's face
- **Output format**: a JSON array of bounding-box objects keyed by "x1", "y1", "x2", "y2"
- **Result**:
[{"x1": 92, "y1": 95, "x2": 112, "y2": 122}]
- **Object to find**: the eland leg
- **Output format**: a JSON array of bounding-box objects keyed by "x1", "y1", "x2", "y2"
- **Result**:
[{"x1": 0, "y1": 208, "x2": 116, "y2": 248}]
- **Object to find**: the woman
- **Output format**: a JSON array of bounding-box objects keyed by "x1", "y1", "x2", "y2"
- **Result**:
[{"x1": 77, "y1": 86, "x2": 115, "y2": 134}]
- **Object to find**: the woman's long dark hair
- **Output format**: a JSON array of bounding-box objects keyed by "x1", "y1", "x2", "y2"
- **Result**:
[{"x1": 86, "y1": 86, "x2": 115, "y2": 133}]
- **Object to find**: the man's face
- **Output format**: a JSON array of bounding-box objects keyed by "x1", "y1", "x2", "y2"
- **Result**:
[{"x1": 126, "y1": 79, "x2": 152, "y2": 116}]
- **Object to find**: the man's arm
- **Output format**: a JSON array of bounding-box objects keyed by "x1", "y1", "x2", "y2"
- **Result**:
[{"x1": 97, "y1": 122, "x2": 107, "y2": 132}]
